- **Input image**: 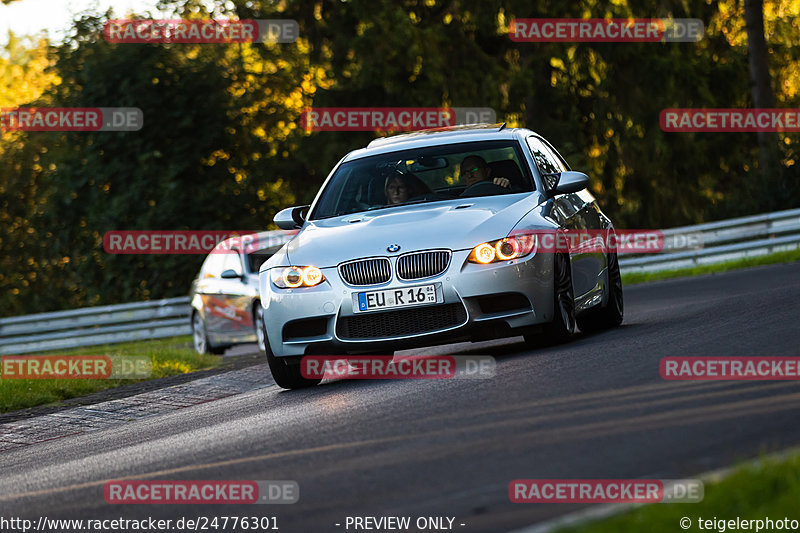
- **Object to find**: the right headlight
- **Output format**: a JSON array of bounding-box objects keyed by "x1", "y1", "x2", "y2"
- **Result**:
[{"x1": 271, "y1": 266, "x2": 325, "y2": 288}]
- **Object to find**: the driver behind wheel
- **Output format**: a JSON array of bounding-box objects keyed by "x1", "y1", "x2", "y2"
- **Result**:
[
  {"x1": 384, "y1": 171, "x2": 431, "y2": 204},
  {"x1": 459, "y1": 155, "x2": 511, "y2": 192}
]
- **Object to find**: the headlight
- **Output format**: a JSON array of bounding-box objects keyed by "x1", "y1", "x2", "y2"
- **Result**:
[
  {"x1": 271, "y1": 266, "x2": 325, "y2": 288},
  {"x1": 468, "y1": 234, "x2": 537, "y2": 264}
]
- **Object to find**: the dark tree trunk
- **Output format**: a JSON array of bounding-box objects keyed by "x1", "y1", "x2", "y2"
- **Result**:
[{"x1": 744, "y1": 0, "x2": 781, "y2": 200}]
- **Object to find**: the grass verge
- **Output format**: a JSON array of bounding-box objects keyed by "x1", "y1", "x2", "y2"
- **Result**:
[
  {"x1": 559, "y1": 453, "x2": 800, "y2": 533},
  {"x1": 622, "y1": 247, "x2": 800, "y2": 286},
  {"x1": 0, "y1": 336, "x2": 220, "y2": 413}
]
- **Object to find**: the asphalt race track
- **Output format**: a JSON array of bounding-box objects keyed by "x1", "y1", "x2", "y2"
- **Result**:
[{"x1": 2, "y1": 262, "x2": 799, "y2": 533}]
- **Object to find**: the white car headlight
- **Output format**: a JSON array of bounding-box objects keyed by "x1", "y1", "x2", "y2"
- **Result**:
[
  {"x1": 271, "y1": 266, "x2": 325, "y2": 288},
  {"x1": 468, "y1": 234, "x2": 537, "y2": 264}
]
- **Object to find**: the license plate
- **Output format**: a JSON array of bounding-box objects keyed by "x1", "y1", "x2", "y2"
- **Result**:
[{"x1": 356, "y1": 284, "x2": 438, "y2": 312}]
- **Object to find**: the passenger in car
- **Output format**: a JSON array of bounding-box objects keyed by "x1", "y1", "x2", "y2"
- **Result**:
[
  {"x1": 459, "y1": 155, "x2": 511, "y2": 190},
  {"x1": 384, "y1": 172, "x2": 432, "y2": 204}
]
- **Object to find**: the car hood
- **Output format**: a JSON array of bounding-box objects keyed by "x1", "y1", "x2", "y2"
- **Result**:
[{"x1": 285, "y1": 194, "x2": 541, "y2": 267}]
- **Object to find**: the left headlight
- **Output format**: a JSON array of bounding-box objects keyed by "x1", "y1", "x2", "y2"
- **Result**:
[
  {"x1": 468, "y1": 234, "x2": 537, "y2": 264},
  {"x1": 271, "y1": 266, "x2": 325, "y2": 288}
]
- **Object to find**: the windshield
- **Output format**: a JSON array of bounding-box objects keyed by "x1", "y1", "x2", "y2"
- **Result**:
[{"x1": 309, "y1": 140, "x2": 533, "y2": 220}]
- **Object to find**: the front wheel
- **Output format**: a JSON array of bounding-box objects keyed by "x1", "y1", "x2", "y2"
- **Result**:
[
  {"x1": 524, "y1": 252, "x2": 576, "y2": 347},
  {"x1": 577, "y1": 251, "x2": 624, "y2": 332},
  {"x1": 263, "y1": 321, "x2": 321, "y2": 390},
  {"x1": 192, "y1": 312, "x2": 227, "y2": 355}
]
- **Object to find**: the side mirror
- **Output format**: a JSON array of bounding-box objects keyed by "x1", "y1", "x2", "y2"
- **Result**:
[
  {"x1": 548, "y1": 171, "x2": 590, "y2": 195},
  {"x1": 274, "y1": 205, "x2": 310, "y2": 230},
  {"x1": 220, "y1": 269, "x2": 241, "y2": 279}
]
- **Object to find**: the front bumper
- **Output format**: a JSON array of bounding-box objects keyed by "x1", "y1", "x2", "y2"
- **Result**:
[{"x1": 260, "y1": 250, "x2": 555, "y2": 357}]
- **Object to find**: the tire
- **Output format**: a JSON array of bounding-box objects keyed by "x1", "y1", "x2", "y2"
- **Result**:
[
  {"x1": 255, "y1": 305, "x2": 267, "y2": 353},
  {"x1": 524, "y1": 252, "x2": 576, "y2": 347},
  {"x1": 577, "y1": 251, "x2": 624, "y2": 332},
  {"x1": 263, "y1": 322, "x2": 321, "y2": 390},
  {"x1": 192, "y1": 312, "x2": 227, "y2": 355}
]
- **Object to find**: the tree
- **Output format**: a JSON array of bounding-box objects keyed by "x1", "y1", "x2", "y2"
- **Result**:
[
  {"x1": 0, "y1": 33, "x2": 61, "y2": 316},
  {"x1": 2, "y1": 0, "x2": 799, "y2": 316},
  {"x1": 744, "y1": 0, "x2": 784, "y2": 209}
]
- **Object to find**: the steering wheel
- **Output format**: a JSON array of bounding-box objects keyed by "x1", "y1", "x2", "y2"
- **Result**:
[{"x1": 459, "y1": 180, "x2": 510, "y2": 197}]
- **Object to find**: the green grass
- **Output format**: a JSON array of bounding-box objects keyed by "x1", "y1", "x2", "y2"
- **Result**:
[
  {"x1": 0, "y1": 336, "x2": 220, "y2": 413},
  {"x1": 622, "y1": 247, "x2": 800, "y2": 286},
  {"x1": 558, "y1": 453, "x2": 800, "y2": 533}
]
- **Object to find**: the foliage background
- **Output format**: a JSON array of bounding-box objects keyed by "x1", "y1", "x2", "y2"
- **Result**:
[{"x1": 1, "y1": 0, "x2": 798, "y2": 316}]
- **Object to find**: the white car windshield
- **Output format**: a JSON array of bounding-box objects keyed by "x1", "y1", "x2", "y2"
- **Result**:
[{"x1": 310, "y1": 140, "x2": 533, "y2": 220}]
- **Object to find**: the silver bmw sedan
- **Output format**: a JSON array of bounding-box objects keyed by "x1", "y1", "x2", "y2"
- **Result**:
[{"x1": 259, "y1": 124, "x2": 623, "y2": 389}]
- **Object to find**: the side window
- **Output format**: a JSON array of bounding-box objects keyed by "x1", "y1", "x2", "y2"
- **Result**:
[
  {"x1": 222, "y1": 249, "x2": 244, "y2": 277},
  {"x1": 541, "y1": 140, "x2": 569, "y2": 172},
  {"x1": 526, "y1": 136, "x2": 566, "y2": 190}
]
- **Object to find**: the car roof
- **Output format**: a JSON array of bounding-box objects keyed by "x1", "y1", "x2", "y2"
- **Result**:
[{"x1": 341, "y1": 124, "x2": 537, "y2": 162}]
